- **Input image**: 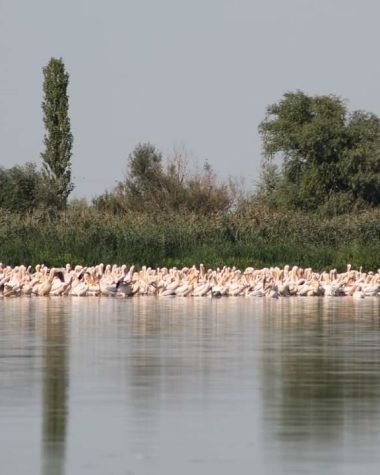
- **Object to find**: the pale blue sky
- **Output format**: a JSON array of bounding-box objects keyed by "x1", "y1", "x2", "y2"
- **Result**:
[{"x1": 1, "y1": 0, "x2": 380, "y2": 198}]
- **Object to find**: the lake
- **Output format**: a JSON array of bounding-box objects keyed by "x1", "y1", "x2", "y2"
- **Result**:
[{"x1": 1, "y1": 297, "x2": 380, "y2": 474}]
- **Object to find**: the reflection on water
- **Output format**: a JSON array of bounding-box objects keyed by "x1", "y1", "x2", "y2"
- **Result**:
[
  {"x1": 262, "y1": 299, "x2": 380, "y2": 441},
  {"x1": 0, "y1": 297, "x2": 379, "y2": 474},
  {"x1": 41, "y1": 300, "x2": 68, "y2": 475}
]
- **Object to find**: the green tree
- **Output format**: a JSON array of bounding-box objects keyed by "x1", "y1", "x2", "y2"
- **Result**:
[
  {"x1": 41, "y1": 57, "x2": 74, "y2": 209},
  {"x1": 259, "y1": 91, "x2": 380, "y2": 213},
  {"x1": 0, "y1": 163, "x2": 45, "y2": 212},
  {"x1": 124, "y1": 143, "x2": 165, "y2": 211},
  {"x1": 185, "y1": 161, "x2": 233, "y2": 214},
  {"x1": 93, "y1": 143, "x2": 235, "y2": 215}
]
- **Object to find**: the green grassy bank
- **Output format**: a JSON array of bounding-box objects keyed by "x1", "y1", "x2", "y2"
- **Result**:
[{"x1": 0, "y1": 207, "x2": 379, "y2": 271}]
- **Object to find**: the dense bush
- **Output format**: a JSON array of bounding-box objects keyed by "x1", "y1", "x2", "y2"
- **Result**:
[{"x1": 93, "y1": 143, "x2": 238, "y2": 215}]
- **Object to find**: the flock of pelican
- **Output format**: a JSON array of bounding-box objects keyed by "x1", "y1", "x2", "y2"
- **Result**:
[{"x1": 0, "y1": 263, "x2": 379, "y2": 299}]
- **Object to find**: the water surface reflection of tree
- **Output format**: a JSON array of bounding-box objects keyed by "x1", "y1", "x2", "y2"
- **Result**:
[
  {"x1": 40, "y1": 299, "x2": 69, "y2": 475},
  {"x1": 261, "y1": 298, "x2": 380, "y2": 441},
  {"x1": 124, "y1": 298, "x2": 224, "y2": 455}
]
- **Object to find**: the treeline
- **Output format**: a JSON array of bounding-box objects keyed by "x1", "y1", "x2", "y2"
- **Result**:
[
  {"x1": 3, "y1": 90, "x2": 379, "y2": 217},
  {"x1": 94, "y1": 90, "x2": 380, "y2": 217},
  {"x1": 0, "y1": 144, "x2": 238, "y2": 215},
  {"x1": 1, "y1": 57, "x2": 379, "y2": 270}
]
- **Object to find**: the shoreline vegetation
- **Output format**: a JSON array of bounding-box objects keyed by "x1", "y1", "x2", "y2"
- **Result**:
[
  {"x1": 0, "y1": 60, "x2": 379, "y2": 270},
  {"x1": 1, "y1": 206, "x2": 379, "y2": 271}
]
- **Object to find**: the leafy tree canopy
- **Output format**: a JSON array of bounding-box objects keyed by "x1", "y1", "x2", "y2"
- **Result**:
[
  {"x1": 0, "y1": 163, "x2": 60, "y2": 213},
  {"x1": 94, "y1": 143, "x2": 235, "y2": 214},
  {"x1": 259, "y1": 91, "x2": 380, "y2": 213}
]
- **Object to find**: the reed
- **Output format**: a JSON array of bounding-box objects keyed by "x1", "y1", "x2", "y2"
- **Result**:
[{"x1": 0, "y1": 206, "x2": 379, "y2": 270}]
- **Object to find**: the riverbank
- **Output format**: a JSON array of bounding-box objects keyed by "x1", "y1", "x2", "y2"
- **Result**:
[{"x1": 0, "y1": 207, "x2": 379, "y2": 271}]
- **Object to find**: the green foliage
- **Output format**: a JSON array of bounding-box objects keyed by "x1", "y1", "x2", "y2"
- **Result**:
[
  {"x1": 94, "y1": 143, "x2": 236, "y2": 214},
  {"x1": 0, "y1": 162, "x2": 60, "y2": 212},
  {"x1": 185, "y1": 161, "x2": 233, "y2": 214},
  {"x1": 124, "y1": 143, "x2": 165, "y2": 211},
  {"x1": 41, "y1": 57, "x2": 74, "y2": 209},
  {"x1": 2, "y1": 84, "x2": 379, "y2": 271},
  {"x1": 0, "y1": 206, "x2": 379, "y2": 271},
  {"x1": 259, "y1": 91, "x2": 380, "y2": 213}
]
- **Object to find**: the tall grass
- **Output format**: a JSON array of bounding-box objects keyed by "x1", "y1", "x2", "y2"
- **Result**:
[{"x1": 0, "y1": 206, "x2": 379, "y2": 271}]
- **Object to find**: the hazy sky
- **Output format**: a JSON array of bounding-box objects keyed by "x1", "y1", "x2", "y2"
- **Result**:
[{"x1": 1, "y1": 0, "x2": 380, "y2": 199}]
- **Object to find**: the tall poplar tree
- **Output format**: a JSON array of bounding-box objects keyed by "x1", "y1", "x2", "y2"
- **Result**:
[{"x1": 41, "y1": 57, "x2": 73, "y2": 209}]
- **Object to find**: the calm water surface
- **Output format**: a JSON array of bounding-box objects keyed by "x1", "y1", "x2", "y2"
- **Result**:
[{"x1": 1, "y1": 297, "x2": 380, "y2": 475}]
